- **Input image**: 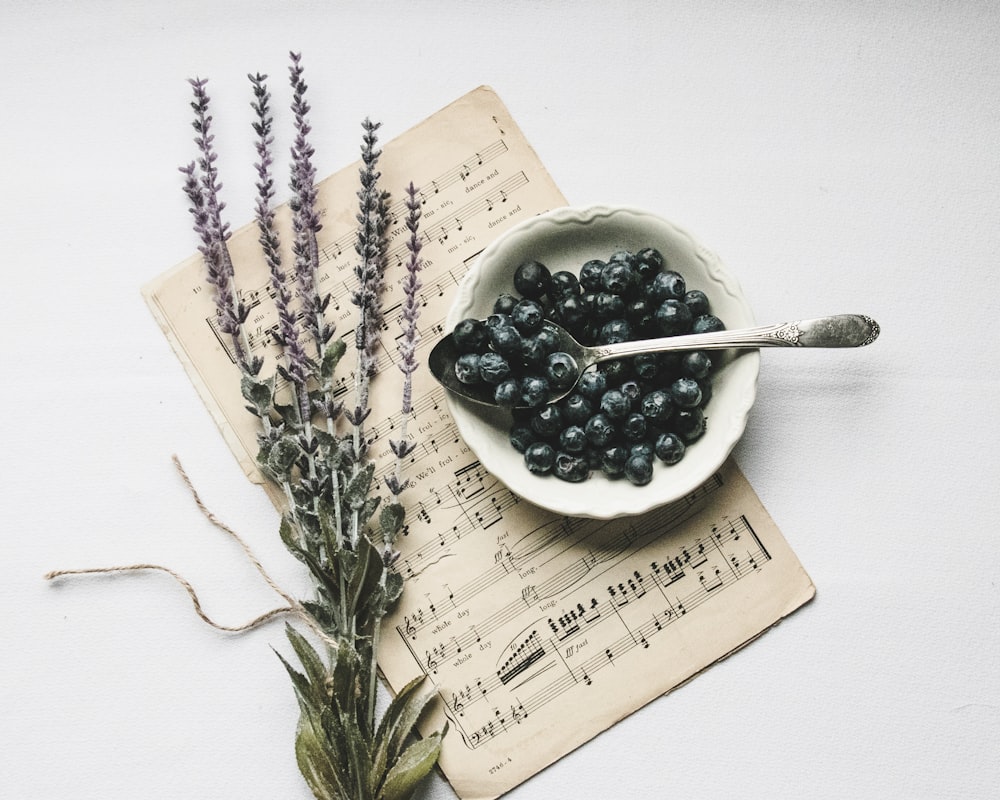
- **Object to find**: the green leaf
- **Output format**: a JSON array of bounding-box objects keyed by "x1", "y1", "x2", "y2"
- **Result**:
[
  {"x1": 300, "y1": 548, "x2": 343, "y2": 608},
  {"x1": 241, "y1": 374, "x2": 274, "y2": 415},
  {"x1": 349, "y1": 537, "x2": 385, "y2": 626},
  {"x1": 384, "y1": 570, "x2": 404, "y2": 607},
  {"x1": 278, "y1": 514, "x2": 304, "y2": 556},
  {"x1": 339, "y1": 709, "x2": 374, "y2": 800},
  {"x1": 256, "y1": 439, "x2": 273, "y2": 469},
  {"x1": 344, "y1": 463, "x2": 375, "y2": 511},
  {"x1": 285, "y1": 624, "x2": 331, "y2": 708},
  {"x1": 317, "y1": 496, "x2": 341, "y2": 558},
  {"x1": 320, "y1": 339, "x2": 348, "y2": 380},
  {"x1": 360, "y1": 495, "x2": 382, "y2": 529},
  {"x1": 377, "y1": 728, "x2": 446, "y2": 800},
  {"x1": 379, "y1": 503, "x2": 405, "y2": 543},
  {"x1": 295, "y1": 715, "x2": 347, "y2": 800},
  {"x1": 371, "y1": 675, "x2": 426, "y2": 785},
  {"x1": 268, "y1": 435, "x2": 301, "y2": 476},
  {"x1": 330, "y1": 637, "x2": 361, "y2": 721},
  {"x1": 274, "y1": 650, "x2": 319, "y2": 718}
]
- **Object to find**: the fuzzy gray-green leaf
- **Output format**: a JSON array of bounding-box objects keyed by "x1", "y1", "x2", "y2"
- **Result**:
[
  {"x1": 295, "y1": 716, "x2": 346, "y2": 800},
  {"x1": 379, "y1": 502, "x2": 405, "y2": 543},
  {"x1": 320, "y1": 339, "x2": 348, "y2": 380},
  {"x1": 384, "y1": 570, "x2": 404, "y2": 606},
  {"x1": 344, "y1": 463, "x2": 375, "y2": 510},
  {"x1": 285, "y1": 624, "x2": 330, "y2": 708},
  {"x1": 317, "y1": 496, "x2": 341, "y2": 557},
  {"x1": 268, "y1": 435, "x2": 300, "y2": 476},
  {"x1": 378, "y1": 729, "x2": 445, "y2": 800},
  {"x1": 241, "y1": 374, "x2": 274, "y2": 414}
]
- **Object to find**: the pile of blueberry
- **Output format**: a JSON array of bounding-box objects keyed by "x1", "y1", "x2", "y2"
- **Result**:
[{"x1": 449, "y1": 247, "x2": 725, "y2": 485}]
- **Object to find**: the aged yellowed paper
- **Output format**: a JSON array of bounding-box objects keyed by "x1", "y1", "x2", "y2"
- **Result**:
[{"x1": 144, "y1": 86, "x2": 814, "y2": 799}]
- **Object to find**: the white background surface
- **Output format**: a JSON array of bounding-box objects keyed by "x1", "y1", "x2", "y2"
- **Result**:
[{"x1": 3, "y1": 2, "x2": 998, "y2": 798}]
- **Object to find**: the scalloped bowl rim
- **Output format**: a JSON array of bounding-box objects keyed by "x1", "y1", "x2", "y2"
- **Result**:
[{"x1": 444, "y1": 204, "x2": 759, "y2": 519}]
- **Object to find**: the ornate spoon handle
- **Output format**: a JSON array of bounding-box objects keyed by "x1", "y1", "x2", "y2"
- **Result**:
[{"x1": 592, "y1": 314, "x2": 880, "y2": 361}]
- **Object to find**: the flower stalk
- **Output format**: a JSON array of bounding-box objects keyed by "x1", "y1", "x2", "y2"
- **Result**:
[{"x1": 180, "y1": 56, "x2": 444, "y2": 800}]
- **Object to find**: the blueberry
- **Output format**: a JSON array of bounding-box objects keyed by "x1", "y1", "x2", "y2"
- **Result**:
[
  {"x1": 683, "y1": 289, "x2": 710, "y2": 317},
  {"x1": 670, "y1": 377, "x2": 703, "y2": 408},
  {"x1": 485, "y1": 312, "x2": 512, "y2": 330},
  {"x1": 493, "y1": 293, "x2": 519, "y2": 316},
  {"x1": 576, "y1": 370, "x2": 607, "y2": 400},
  {"x1": 640, "y1": 390, "x2": 674, "y2": 425},
  {"x1": 555, "y1": 294, "x2": 588, "y2": 329},
  {"x1": 546, "y1": 351, "x2": 579, "y2": 390},
  {"x1": 553, "y1": 452, "x2": 590, "y2": 482},
  {"x1": 561, "y1": 393, "x2": 593, "y2": 425},
  {"x1": 600, "y1": 445, "x2": 629, "y2": 478},
  {"x1": 681, "y1": 351, "x2": 712, "y2": 379},
  {"x1": 635, "y1": 247, "x2": 665, "y2": 280},
  {"x1": 524, "y1": 442, "x2": 556, "y2": 474},
  {"x1": 697, "y1": 377, "x2": 713, "y2": 407},
  {"x1": 454, "y1": 353, "x2": 482, "y2": 384},
  {"x1": 619, "y1": 379, "x2": 642, "y2": 405},
  {"x1": 488, "y1": 324, "x2": 523, "y2": 357},
  {"x1": 598, "y1": 318, "x2": 631, "y2": 345},
  {"x1": 654, "y1": 432, "x2": 686, "y2": 465},
  {"x1": 548, "y1": 270, "x2": 581, "y2": 299},
  {"x1": 601, "y1": 261, "x2": 638, "y2": 295},
  {"x1": 531, "y1": 404, "x2": 564, "y2": 438},
  {"x1": 654, "y1": 299, "x2": 694, "y2": 336},
  {"x1": 478, "y1": 351, "x2": 512, "y2": 384},
  {"x1": 513, "y1": 260, "x2": 552, "y2": 299},
  {"x1": 452, "y1": 318, "x2": 488, "y2": 353},
  {"x1": 599, "y1": 358, "x2": 632, "y2": 383},
  {"x1": 559, "y1": 425, "x2": 588, "y2": 454},
  {"x1": 632, "y1": 353, "x2": 660, "y2": 381},
  {"x1": 579, "y1": 259, "x2": 607, "y2": 292},
  {"x1": 647, "y1": 271, "x2": 686, "y2": 303},
  {"x1": 584, "y1": 413, "x2": 616, "y2": 447},
  {"x1": 580, "y1": 447, "x2": 600, "y2": 470},
  {"x1": 520, "y1": 335, "x2": 548, "y2": 367},
  {"x1": 691, "y1": 314, "x2": 726, "y2": 334},
  {"x1": 511, "y1": 298, "x2": 545, "y2": 335},
  {"x1": 509, "y1": 424, "x2": 536, "y2": 453},
  {"x1": 607, "y1": 249, "x2": 636, "y2": 266},
  {"x1": 536, "y1": 324, "x2": 562, "y2": 354},
  {"x1": 672, "y1": 408, "x2": 706, "y2": 443},
  {"x1": 623, "y1": 413, "x2": 647, "y2": 442},
  {"x1": 630, "y1": 441, "x2": 654, "y2": 461},
  {"x1": 520, "y1": 375, "x2": 551, "y2": 408},
  {"x1": 594, "y1": 292, "x2": 626, "y2": 321},
  {"x1": 494, "y1": 379, "x2": 520, "y2": 407},
  {"x1": 599, "y1": 388, "x2": 631, "y2": 420},
  {"x1": 625, "y1": 296, "x2": 653, "y2": 322},
  {"x1": 624, "y1": 454, "x2": 654, "y2": 486}
]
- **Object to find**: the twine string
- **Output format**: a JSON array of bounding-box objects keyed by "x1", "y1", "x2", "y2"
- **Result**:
[{"x1": 44, "y1": 455, "x2": 337, "y2": 648}]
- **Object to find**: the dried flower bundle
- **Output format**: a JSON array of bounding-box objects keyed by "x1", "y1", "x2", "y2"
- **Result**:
[{"x1": 179, "y1": 53, "x2": 444, "y2": 800}]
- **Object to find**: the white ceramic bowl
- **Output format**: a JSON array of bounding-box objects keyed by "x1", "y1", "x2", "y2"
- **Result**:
[{"x1": 445, "y1": 205, "x2": 759, "y2": 519}]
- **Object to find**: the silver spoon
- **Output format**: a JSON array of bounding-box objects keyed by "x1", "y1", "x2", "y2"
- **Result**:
[{"x1": 429, "y1": 313, "x2": 880, "y2": 409}]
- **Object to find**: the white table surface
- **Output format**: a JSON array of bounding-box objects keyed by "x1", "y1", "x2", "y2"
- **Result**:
[{"x1": 3, "y1": 2, "x2": 998, "y2": 798}]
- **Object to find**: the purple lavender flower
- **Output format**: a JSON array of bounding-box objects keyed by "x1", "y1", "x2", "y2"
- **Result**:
[
  {"x1": 351, "y1": 119, "x2": 391, "y2": 388},
  {"x1": 288, "y1": 52, "x2": 331, "y2": 354},
  {"x1": 249, "y1": 72, "x2": 309, "y2": 400},
  {"x1": 181, "y1": 78, "x2": 258, "y2": 375}
]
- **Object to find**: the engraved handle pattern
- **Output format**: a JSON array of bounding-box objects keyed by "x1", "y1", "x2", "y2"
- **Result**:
[{"x1": 592, "y1": 314, "x2": 880, "y2": 363}]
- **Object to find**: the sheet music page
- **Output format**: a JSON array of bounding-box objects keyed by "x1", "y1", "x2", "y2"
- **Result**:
[{"x1": 144, "y1": 86, "x2": 815, "y2": 799}]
